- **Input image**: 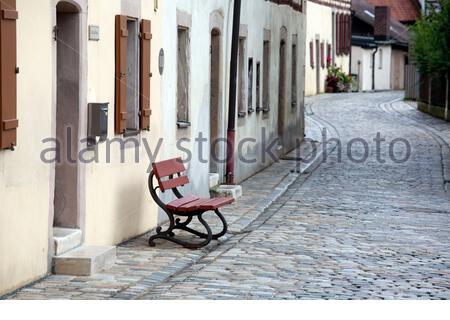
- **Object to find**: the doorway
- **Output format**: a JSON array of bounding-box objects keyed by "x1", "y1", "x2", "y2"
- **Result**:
[
  {"x1": 278, "y1": 38, "x2": 287, "y2": 145},
  {"x1": 210, "y1": 29, "x2": 223, "y2": 178},
  {"x1": 54, "y1": 1, "x2": 80, "y2": 228}
]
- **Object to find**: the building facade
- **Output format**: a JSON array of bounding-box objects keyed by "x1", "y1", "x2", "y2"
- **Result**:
[
  {"x1": 304, "y1": 0, "x2": 351, "y2": 96},
  {"x1": 350, "y1": 0, "x2": 410, "y2": 92},
  {"x1": 0, "y1": 0, "x2": 306, "y2": 296}
]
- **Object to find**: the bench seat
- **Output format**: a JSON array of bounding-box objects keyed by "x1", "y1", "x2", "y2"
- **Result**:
[{"x1": 167, "y1": 196, "x2": 234, "y2": 212}]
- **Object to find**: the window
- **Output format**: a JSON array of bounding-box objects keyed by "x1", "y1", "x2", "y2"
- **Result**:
[
  {"x1": 291, "y1": 42, "x2": 297, "y2": 107},
  {"x1": 177, "y1": 27, "x2": 190, "y2": 127},
  {"x1": 262, "y1": 40, "x2": 270, "y2": 112},
  {"x1": 237, "y1": 37, "x2": 246, "y2": 117},
  {"x1": 0, "y1": 0, "x2": 18, "y2": 150},
  {"x1": 248, "y1": 58, "x2": 254, "y2": 113},
  {"x1": 309, "y1": 41, "x2": 314, "y2": 68},
  {"x1": 115, "y1": 16, "x2": 152, "y2": 134},
  {"x1": 256, "y1": 61, "x2": 261, "y2": 112}
]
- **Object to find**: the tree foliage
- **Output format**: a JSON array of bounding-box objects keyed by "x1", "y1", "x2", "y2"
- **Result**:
[{"x1": 410, "y1": 0, "x2": 450, "y2": 76}]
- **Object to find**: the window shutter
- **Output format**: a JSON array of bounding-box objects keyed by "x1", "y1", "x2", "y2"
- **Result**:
[
  {"x1": 140, "y1": 19, "x2": 151, "y2": 131},
  {"x1": 309, "y1": 41, "x2": 314, "y2": 68},
  {"x1": 341, "y1": 14, "x2": 345, "y2": 55},
  {"x1": 327, "y1": 43, "x2": 331, "y2": 67},
  {"x1": 344, "y1": 15, "x2": 348, "y2": 55},
  {"x1": 335, "y1": 14, "x2": 339, "y2": 56},
  {"x1": 0, "y1": 0, "x2": 18, "y2": 150},
  {"x1": 320, "y1": 42, "x2": 325, "y2": 68},
  {"x1": 115, "y1": 15, "x2": 128, "y2": 134},
  {"x1": 346, "y1": 14, "x2": 351, "y2": 54}
]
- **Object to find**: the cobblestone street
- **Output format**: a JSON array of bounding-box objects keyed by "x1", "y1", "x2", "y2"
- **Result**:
[{"x1": 6, "y1": 91, "x2": 450, "y2": 299}]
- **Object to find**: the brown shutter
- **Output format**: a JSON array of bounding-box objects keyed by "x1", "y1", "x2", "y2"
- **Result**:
[
  {"x1": 342, "y1": 13, "x2": 345, "y2": 55},
  {"x1": 115, "y1": 15, "x2": 128, "y2": 134},
  {"x1": 140, "y1": 19, "x2": 151, "y2": 131},
  {"x1": 0, "y1": 0, "x2": 18, "y2": 150},
  {"x1": 320, "y1": 42, "x2": 325, "y2": 68},
  {"x1": 344, "y1": 14, "x2": 349, "y2": 54},
  {"x1": 327, "y1": 43, "x2": 331, "y2": 67},
  {"x1": 336, "y1": 14, "x2": 340, "y2": 56},
  {"x1": 309, "y1": 41, "x2": 314, "y2": 68},
  {"x1": 347, "y1": 14, "x2": 351, "y2": 54}
]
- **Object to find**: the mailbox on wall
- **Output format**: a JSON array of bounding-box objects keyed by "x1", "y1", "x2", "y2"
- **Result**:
[{"x1": 87, "y1": 103, "x2": 109, "y2": 147}]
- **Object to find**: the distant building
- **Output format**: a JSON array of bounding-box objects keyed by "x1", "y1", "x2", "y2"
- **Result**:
[
  {"x1": 350, "y1": 0, "x2": 410, "y2": 91},
  {"x1": 304, "y1": 0, "x2": 352, "y2": 96},
  {"x1": 366, "y1": 0, "x2": 421, "y2": 25}
]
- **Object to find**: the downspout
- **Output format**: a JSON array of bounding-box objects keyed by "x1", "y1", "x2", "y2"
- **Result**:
[
  {"x1": 372, "y1": 46, "x2": 378, "y2": 91},
  {"x1": 225, "y1": 0, "x2": 242, "y2": 184}
]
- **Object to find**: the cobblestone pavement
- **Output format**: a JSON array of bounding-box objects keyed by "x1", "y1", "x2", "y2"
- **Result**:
[{"x1": 7, "y1": 91, "x2": 450, "y2": 299}]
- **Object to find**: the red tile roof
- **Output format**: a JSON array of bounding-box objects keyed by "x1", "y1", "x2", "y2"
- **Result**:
[{"x1": 366, "y1": 0, "x2": 421, "y2": 23}]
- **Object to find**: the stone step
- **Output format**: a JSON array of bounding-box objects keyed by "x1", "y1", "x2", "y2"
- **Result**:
[
  {"x1": 53, "y1": 245, "x2": 116, "y2": 276},
  {"x1": 216, "y1": 184, "x2": 243, "y2": 200},
  {"x1": 209, "y1": 173, "x2": 220, "y2": 188},
  {"x1": 53, "y1": 228, "x2": 82, "y2": 256}
]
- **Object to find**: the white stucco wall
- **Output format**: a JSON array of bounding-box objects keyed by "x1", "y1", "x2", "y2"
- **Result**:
[
  {"x1": 235, "y1": 0, "x2": 306, "y2": 181},
  {"x1": 305, "y1": 1, "x2": 350, "y2": 96},
  {"x1": 161, "y1": 0, "x2": 306, "y2": 185},
  {"x1": 0, "y1": 0, "x2": 53, "y2": 296},
  {"x1": 0, "y1": 0, "x2": 164, "y2": 295},
  {"x1": 83, "y1": 0, "x2": 163, "y2": 246},
  {"x1": 351, "y1": 45, "x2": 398, "y2": 91}
]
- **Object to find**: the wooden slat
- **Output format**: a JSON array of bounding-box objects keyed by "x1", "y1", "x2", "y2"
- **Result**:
[
  {"x1": 115, "y1": 15, "x2": 128, "y2": 134},
  {"x1": 160, "y1": 175, "x2": 189, "y2": 192},
  {"x1": 177, "y1": 198, "x2": 209, "y2": 212},
  {"x1": 166, "y1": 195, "x2": 200, "y2": 210},
  {"x1": 199, "y1": 197, "x2": 234, "y2": 210},
  {"x1": 0, "y1": 0, "x2": 18, "y2": 149},
  {"x1": 152, "y1": 157, "x2": 186, "y2": 178},
  {"x1": 140, "y1": 19, "x2": 151, "y2": 130}
]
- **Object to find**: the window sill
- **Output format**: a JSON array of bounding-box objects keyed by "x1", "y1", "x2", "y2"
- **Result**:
[
  {"x1": 238, "y1": 112, "x2": 246, "y2": 118},
  {"x1": 291, "y1": 102, "x2": 297, "y2": 108},
  {"x1": 262, "y1": 107, "x2": 270, "y2": 113},
  {"x1": 177, "y1": 121, "x2": 191, "y2": 129},
  {"x1": 248, "y1": 107, "x2": 255, "y2": 114}
]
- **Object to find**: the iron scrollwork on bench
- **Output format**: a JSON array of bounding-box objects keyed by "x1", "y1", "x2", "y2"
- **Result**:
[{"x1": 148, "y1": 157, "x2": 233, "y2": 249}]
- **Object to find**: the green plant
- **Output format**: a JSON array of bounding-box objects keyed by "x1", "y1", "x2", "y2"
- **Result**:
[
  {"x1": 326, "y1": 66, "x2": 352, "y2": 92},
  {"x1": 410, "y1": 0, "x2": 450, "y2": 77}
]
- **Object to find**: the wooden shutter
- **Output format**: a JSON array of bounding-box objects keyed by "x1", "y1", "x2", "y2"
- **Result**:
[
  {"x1": 140, "y1": 19, "x2": 151, "y2": 131},
  {"x1": 0, "y1": 0, "x2": 18, "y2": 150},
  {"x1": 346, "y1": 14, "x2": 351, "y2": 54},
  {"x1": 335, "y1": 14, "x2": 340, "y2": 56},
  {"x1": 309, "y1": 41, "x2": 314, "y2": 68},
  {"x1": 327, "y1": 43, "x2": 331, "y2": 67},
  {"x1": 115, "y1": 15, "x2": 128, "y2": 134},
  {"x1": 320, "y1": 42, "x2": 325, "y2": 68},
  {"x1": 344, "y1": 15, "x2": 348, "y2": 55},
  {"x1": 339, "y1": 13, "x2": 345, "y2": 54}
]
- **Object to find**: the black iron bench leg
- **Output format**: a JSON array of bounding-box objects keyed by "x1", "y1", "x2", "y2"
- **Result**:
[
  {"x1": 148, "y1": 214, "x2": 213, "y2": 250},
  {"x1": 171, "y1": 209, "x2": 228, "y2": 240}
]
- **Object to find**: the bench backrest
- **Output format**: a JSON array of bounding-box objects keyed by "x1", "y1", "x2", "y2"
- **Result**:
[{"x1": 152, "y1": 157, "x2": 189, "y2": 192}]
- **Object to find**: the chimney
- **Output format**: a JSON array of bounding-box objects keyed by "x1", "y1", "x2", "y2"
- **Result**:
[{"x1": 374, "y1": 6, "x2": 391, "y2": 41}]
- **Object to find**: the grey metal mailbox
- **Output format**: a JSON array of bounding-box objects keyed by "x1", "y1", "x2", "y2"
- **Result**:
[{"x1": 87, "y1": 103, "x2": 109, "y2": 146}]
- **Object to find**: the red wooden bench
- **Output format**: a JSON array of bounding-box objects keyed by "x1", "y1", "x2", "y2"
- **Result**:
[{"x1": 148, "y1": 157, "x2": 234, "y2": 249}]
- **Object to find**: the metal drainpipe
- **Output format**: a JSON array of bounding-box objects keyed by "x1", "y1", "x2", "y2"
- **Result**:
[
  {"x1": 225, "y1": 0, "x2": 242, "y2": 185},
  {"x1": 372, "y1": 46, "x2": 379, "y2": 91}
]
